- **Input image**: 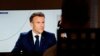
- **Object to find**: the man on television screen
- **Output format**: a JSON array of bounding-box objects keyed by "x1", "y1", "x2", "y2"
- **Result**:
[{"x1": 11, "y1": 12, "x2": 56, "y2": 56}]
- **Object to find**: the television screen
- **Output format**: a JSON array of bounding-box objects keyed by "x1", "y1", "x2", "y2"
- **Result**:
[{"x1": 0, "y1": 9, "x2": 61, "y2": 52}]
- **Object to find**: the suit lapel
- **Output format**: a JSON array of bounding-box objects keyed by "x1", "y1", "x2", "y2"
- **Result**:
[
  {"x1": 27, "y1": 31, "x2": 48, "y2": 52},
  {"x1": 40, "y1": 35, "x2": 45, "y2": 47},
  {"x1": 27, "y1": 30, "x2": 35, "y2": 49},
  {"x1": 40, "y1": 31, "x2": 48, "y2": 52}
]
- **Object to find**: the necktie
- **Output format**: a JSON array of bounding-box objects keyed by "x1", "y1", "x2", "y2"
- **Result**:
[{"x1": 35, "y1": 35, "x2": 40, "y2": 52}]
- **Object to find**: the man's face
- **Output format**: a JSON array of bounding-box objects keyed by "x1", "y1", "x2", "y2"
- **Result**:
[{"x1": 30, "y1": 16, "x2": 45, "y2": 34}]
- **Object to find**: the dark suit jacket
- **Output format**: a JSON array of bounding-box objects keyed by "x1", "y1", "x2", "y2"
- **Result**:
[{"x1": 11, "y1": 30, "x2": 56, "y2": 56}]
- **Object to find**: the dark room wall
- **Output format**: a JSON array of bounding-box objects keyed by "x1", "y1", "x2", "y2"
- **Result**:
[{"x1": 0, "y1": 0, "x2": 62, "y2": 10}]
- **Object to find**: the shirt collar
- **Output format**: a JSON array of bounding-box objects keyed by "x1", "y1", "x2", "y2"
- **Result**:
[
  {"x1": 32, "y1": 30, "x2": 42, "y2": 44},
  {"x1": 32, "y1": 31, "x2": 41, "y2": 37}
]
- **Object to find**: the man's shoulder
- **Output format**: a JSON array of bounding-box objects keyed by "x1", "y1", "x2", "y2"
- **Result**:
[
  {"x1": 43, "y1": 31, "x2": 56, "y2": 39},
  {"x1": 18, "y1": 30, "x2": 32, "y2": 40},
  {"x1": 43, "y1": 31, "x2": 55, "y2": 35},
  {"x1": 20, "y1": 30, "x2": 32, "y2": 36},
  {"x1": 43, "y1": 31, "x2": 56, "y2": 44}
]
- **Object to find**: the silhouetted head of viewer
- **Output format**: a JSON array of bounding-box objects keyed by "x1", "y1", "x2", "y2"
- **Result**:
[
  {"x1": 11, "y1": 12, "x2": 56, "y2": 56},
  {"x1": 61, "y1": 0, "x2": 90, "y2": 29}
]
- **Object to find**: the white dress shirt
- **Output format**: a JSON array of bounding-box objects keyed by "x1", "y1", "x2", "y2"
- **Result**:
[{"x1": 32, "y1": 31, "x2": 41, "y2": 46}]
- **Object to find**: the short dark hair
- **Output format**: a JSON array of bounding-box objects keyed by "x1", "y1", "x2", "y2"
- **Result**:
[{"x1": 29, "y1": 12, "x2": 45, "y2": 22}]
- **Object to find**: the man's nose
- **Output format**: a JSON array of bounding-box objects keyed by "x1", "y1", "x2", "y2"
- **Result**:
[{"x1": 40, "y1": 23, "x2": 44, "y2": 27}]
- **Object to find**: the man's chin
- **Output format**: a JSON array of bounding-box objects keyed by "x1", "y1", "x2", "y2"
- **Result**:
[{"x1": 38, "y1": 31, "x2": 43, "y2": 34}]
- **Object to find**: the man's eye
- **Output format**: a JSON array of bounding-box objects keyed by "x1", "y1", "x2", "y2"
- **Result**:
[
  {"x1": 42, "y1": 22, "x2": 44, "y2": 23},
  {"x1": 37, "y1": 22, "x2": 40, "y2": 23}
]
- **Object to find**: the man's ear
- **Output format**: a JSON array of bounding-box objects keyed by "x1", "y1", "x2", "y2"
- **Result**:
[{"x1": 30, "y1": 22, "x2": 33, "y2": 28}]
